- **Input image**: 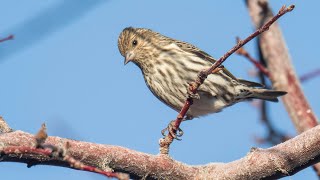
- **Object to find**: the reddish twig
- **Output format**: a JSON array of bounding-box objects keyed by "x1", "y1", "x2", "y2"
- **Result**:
[
  {"x1": 236, "y1": 38, "x2": 270, "y2": 77},
  {"x1": 300, "y1": 68, "x2": 320, "y2": 82},
  {"x1": 0, "y1": 35, "x2": 14, "y2": 43},
  {"x1": 2, "y1": 146, "x2": 52, "y2": 156},
  {"x1": 62, "y1": 142, "x2": 126, "y2": 179},
  {"x1": 1, "y1": 145, "x2": 126, "y2": 179},
  {"x1": 1, "y1": 124, "x2": 128, "y2": 180},
  {"x1": 159, "y1": 4, "x2": 295, "y2": 154},
  {"x1": 237, "y1": 44, "x2": 320, "y2": 83}
]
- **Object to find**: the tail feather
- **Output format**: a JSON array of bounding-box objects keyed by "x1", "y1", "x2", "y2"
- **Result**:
[{"x1": 251, "y1": 89, "x2": 287, "y2": 102}]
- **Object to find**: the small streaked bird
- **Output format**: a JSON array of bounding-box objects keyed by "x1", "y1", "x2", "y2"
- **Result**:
[{"x1": 118, "y1": 27, "x2": 286, "y2": 119}]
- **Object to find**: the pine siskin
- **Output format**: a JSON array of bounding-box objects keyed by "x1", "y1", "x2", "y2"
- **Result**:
[{"x1": 118, "y1": 27, "x2": 286, "y2": 119}]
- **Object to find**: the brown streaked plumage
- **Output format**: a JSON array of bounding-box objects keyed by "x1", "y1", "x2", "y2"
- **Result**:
[{"x1": 118, "y1": 27, "x2": 286, "y2": 118}]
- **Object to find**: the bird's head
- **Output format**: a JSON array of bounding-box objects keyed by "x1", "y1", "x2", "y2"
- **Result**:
[{"x1": 118, "y1": 27, "x2": 159, "y2": 67}]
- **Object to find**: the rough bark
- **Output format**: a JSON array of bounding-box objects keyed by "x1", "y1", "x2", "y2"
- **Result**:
[{"x1": 1, "y1": 127, "x2": 320, "y2": 179}]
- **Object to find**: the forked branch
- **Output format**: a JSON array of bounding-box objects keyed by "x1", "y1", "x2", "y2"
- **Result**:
[{"x1": 159, "y1": 4, "x2": 295, "y2": 154}]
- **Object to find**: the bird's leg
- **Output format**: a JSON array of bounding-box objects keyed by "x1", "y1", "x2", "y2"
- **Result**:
[
  {"x1": 161, "y1": 120, "x2": 183, "y2": 140},
  {"x1": 161, "y1": 116, "x2": 193, "y2": 140}
]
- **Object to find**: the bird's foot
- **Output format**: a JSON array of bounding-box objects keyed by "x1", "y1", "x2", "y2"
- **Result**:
[
  {"x1": 161, "y1": 120, "x2": 184, "y2": 140},
  {"x1": 188, "y1": 92, "x2": 200, "y2": 99}
]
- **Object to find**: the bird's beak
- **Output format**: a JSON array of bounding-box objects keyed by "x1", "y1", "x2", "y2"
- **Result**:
[{"x1": 124, "y1": 52, "x2": 135, "y2": 65}]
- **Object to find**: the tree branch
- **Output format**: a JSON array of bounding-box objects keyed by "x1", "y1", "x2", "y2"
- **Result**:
[
  {"x1": 246, "y1": 0, "x2": 320, "y2": 175},
  {"x1": 1, "y1": 124, "x2": 320, "y2": 179},
  {"x1": 160, "y1": 4, "x2": 295, "y2": 154},
  {"x1": 236, "y1": 40, "x2": 270, "y2": 77}
]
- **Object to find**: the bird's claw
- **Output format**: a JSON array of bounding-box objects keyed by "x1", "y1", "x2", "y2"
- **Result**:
[
  {"x1": 161, "y1": 120, "x2": 184, "y2": 140},
  {"x1": 188, "y1": 92, "x2": 200, "y2": 99}
]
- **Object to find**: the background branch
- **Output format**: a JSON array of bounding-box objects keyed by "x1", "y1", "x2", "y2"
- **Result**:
[
  {"x1": 246, "y1": 0, "x2": 318, "y2": 132},
  {"x1": 246, "y1": 0, "x2": 320, "y2": 175},
  {"x1": 0, "y1": 34, "x2": 13, "y2": 43},
  {"x1": 300, "y1": 68, "x2": 320, "y2": 82}
]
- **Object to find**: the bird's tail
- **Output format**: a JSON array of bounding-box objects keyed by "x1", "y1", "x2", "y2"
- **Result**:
[{"x1": 250, "y1": 89, "x2": 287, "y2": 102}]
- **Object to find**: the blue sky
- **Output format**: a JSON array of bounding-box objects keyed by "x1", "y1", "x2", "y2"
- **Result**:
[{"x1": 0, "y1": 1, "x2": 319, "y2": 179}]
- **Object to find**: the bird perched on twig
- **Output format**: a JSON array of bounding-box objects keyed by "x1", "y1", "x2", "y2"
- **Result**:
[{"x1": 118, "y1": 27, "x2": 286, "y2": 120}]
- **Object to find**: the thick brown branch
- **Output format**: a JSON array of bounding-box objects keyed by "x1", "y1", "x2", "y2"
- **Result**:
[
  {"x1": 247, "y1": 0, "x2": 320, "y2": 175},
  {"x1": 1, "y1": 125, "x2": 320, "y2": 179},
  {"x1": 160, "y1": 4, "x2": 295, "y2": 154}
]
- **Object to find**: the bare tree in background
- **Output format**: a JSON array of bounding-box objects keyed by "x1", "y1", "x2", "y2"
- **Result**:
[{"x1": 0, "y1": 1, "x2": 319, "y2": 179}]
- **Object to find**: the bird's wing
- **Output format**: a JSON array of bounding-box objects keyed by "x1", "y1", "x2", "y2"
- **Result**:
[
  {"x1": 172, "y1": 40, "x2": 238, "y2": 80},
  {"x1": 237, "y1": 79, "x2": 264, "y2": 87}
]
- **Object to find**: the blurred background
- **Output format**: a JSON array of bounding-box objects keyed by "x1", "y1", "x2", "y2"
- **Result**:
[{"x1": 0, "y1": 0, "x2": 319, "y2": 179}]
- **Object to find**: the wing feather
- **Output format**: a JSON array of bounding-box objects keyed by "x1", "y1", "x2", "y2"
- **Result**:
[{"x1": 169, "y1": 39, "x2": 238, "y2": 80}]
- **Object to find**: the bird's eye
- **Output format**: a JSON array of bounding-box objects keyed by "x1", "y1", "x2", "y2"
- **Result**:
[{"x1": 132, "y1": 40, "x2": 138, "y2": 46}]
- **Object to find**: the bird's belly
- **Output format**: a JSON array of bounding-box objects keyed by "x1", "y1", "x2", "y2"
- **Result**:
[
  {"x1": 148, "y1": 80, "x2": 229, "y2": 117},
  {"x1": 188, "y1": 92, "x2": 228, "y2": 117},
  {"x1": 144, "y1": 73, "x2": 234, "y2": 117},
  {"x1": 144, "y1": 75, "x2": 187, "y2": 112}
]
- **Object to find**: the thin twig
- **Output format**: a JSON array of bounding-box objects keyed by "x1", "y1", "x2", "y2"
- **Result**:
[
  {"x1": 237, "y1": 44, "x2": 320, "y2": 83},
  {"x1": 0, "y1": 35, "x2": 14, "y2": 43},
  {"x1": 159, "y1": 4, "x2": 295, "y2": 154},
  {"x1": 2, "y1": 124, "x2": 128, "y2": 179},
  {"x1": 300, "y1": 68, "x2": 320, "y2": 82},
  {"x1": 236, "y1": 38, "x2": 270, "y2": 77}
]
